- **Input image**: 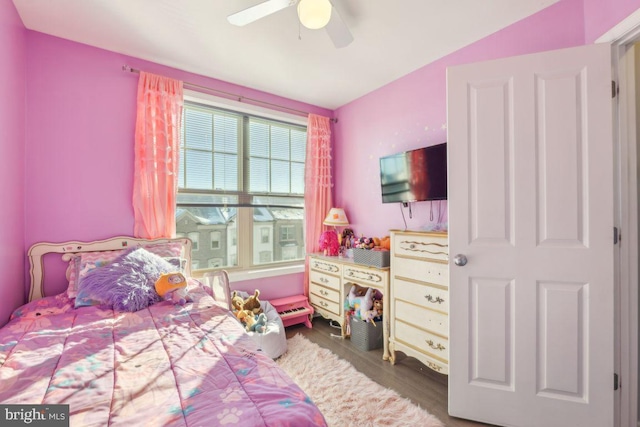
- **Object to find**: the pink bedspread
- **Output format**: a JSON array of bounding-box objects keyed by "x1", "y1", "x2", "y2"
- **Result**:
[{"x1": 0, "y1": 286, "x2": 326, "y2": 426}]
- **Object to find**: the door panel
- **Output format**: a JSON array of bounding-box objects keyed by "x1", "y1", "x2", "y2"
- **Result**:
[{"x1": 447, "y1": 43, "x2": 613, "y2": 427}]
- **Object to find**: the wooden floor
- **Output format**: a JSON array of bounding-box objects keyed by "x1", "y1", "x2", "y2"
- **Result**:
[{"x1": 285, "y1": 318, "x2": 494, "y2": 427}]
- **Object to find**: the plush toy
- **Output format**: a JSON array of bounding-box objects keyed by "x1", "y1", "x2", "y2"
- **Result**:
[
  {"x1": 373, "y1": 298, "x2": 383, "y2": 317},
  {"x1": 237, "y1": 310, "x2": 267, "y2": 333},
  {"x1": 318, "y1": 230, "x2": 339, "y2": 256},
  {"x1": 354, "y1": 236, "x2": 375, "y2": 249},
  {"x1": 340, "y1": 228, "x2": 355, "y2": 248},
  {"x1": 155, "y1": 272, "x2": 191, "y2": 305},
  {"x1": 250, "y1": 313, "x2": 267, "y2": 333},
  {"x1": 243, "y1": 290, "x2": 263, "y2": 315},
  {"x1": 347, "y1": 284, "x2": 374, "y2": 319},
  {"x1": 231, "y1": 291, "x2": 245, "y2": 313}
]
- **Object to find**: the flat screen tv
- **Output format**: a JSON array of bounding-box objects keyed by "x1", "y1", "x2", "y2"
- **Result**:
[{"x1": 379, "y1": 143, "x2": 447, "y2": 204}]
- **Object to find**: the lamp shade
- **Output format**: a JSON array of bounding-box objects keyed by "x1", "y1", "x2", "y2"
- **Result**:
[
  {"x1": 323, "y1": 207, "x2": 349, "y2": 226},
  {"x1": 297, "y1": 0, "x2": 332, "y2": 30}
]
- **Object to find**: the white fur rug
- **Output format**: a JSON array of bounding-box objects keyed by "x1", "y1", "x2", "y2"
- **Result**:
[{"x1": 276, "y1": 334, "x2": 443, "y2": 427}]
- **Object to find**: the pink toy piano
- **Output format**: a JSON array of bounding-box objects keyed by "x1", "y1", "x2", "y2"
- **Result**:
[{"x1": 270, "y1": 295, "x2": 314, "y2": 328}]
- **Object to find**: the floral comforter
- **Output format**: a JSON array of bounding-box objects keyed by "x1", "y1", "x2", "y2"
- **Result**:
[{"x1": 0, "y1": 285, "x2": 325, "y2": 426}]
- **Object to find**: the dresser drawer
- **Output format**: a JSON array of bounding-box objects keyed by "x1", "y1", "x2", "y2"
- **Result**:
[
  {"x1": 310, "y1": 282, "x2": 340, "y2": 303},
  {"x1": 394, "y1": 278, "x2": 448, "y2": 313},
  {"x1": 395, "y1": 319, "x2": 449, "y2": 362},
  {"x1": 393, "y1": 257, "x2": 448, "y2": 287},
  {"x1": 393, "y1": 233, "x2": 448, "y2": 262},
  {"x1": 394, "y1": 300, "x2": 448, "y2": 337},
  {"x1": 343, "y1": 265, "x2": 387, "y2": 289},
  {"x1": 310, "y1": 270, "x2": 341, "y2": 291},
  {"x1": 309, "y1": 257, "x2": 342, "y2": 275},
  {"x1": 310, "y1": 293, "x2": 341, "y2": 316}
]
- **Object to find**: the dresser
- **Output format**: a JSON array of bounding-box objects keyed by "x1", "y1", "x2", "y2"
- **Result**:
[
  {"x1": 389, "y1": 230, "x2": 449, "y2": 374},
  {"x1": 308, "y1": 254, "x2": 390, "y2": 360}
]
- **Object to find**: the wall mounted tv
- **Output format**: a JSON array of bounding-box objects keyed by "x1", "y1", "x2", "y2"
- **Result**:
[{"x1": 379, "y1": 143, "x2": 447, "y2": 204}]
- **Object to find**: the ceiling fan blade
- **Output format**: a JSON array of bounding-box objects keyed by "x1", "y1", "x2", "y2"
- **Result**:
[
  {"x1": 227, "y1": 0, "x2": 296, "y2": 26},
  {"x1": 325, "y1": 3, "x2": 353, "y2": 48}
]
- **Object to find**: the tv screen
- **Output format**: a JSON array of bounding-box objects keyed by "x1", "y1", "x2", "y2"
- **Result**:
[{"x1": 379, "y1": 143, "x2": 447, "y2": 203}]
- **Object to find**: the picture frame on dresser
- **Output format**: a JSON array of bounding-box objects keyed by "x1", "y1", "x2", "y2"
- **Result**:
[
  {"x1": 307, "y1": 254, "x2": 391, "y2": 361},
  {"x1": 388, "y1": 229, "x2": 449, "y2": 374}
]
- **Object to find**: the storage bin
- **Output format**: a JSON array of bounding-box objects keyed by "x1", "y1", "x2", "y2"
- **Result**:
[
  {"x1": 352, "y1": 248, "x2": 390, "y2": 268},
  {"x1": 350, "y1": 316, "x2": 383, "y2": 351}
]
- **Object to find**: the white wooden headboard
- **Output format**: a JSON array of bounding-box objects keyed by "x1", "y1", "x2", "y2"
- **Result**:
[{"x1": 27, "y1": 236, "x2": 192, "y2": 301}]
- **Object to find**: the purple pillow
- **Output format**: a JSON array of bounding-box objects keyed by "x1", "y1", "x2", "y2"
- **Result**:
[{"x1": 75, "y1": 247, "x2": 177, "y2": 312}]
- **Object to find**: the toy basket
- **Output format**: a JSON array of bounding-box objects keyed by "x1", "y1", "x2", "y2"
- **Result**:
[
  {"x1": 352, "y1": 248, "x2": 390, "y2": 268},
  {"x1": 350, "y1": 316, "x2": 383, "y2": 351}
]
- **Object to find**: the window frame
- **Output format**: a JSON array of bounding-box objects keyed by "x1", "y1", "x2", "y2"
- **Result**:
[{"x1": 179, "y1": 91, "x2": 307, "y2": 279}]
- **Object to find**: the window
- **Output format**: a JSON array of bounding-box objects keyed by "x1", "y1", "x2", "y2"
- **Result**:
[
  {"x1": 210, "y1": 231, "x2": 221, "y2": 249},
  {"x1": 177, "y1": 98, "x2": 306, "y2": 273},
  {"x1": 261, "y1": 227, "x2": 270, "y2": 244},
  {"x1": 280, "y1": 225, "x2": 295, "y2": 241},
  {"x1": 188, "y1": 232, "x2": 200, "y2": 251}
]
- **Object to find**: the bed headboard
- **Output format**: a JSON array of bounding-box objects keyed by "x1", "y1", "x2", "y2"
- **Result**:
[{"x1": 28, "y1": 236, "x2": 192, "y2": 302}]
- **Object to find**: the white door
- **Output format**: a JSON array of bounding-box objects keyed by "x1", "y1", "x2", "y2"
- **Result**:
[{"x1": 447, "y1": 43, "x2": 614, "y2": 427}]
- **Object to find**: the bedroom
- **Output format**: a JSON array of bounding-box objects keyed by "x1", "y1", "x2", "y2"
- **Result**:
[{"x1": 1, "y1": 0, "x2": 639, "y2": 426}]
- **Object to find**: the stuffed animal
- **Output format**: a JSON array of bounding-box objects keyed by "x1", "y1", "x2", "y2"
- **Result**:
[
  {"x1": 155, "y1": 272, "x2": 191, "y2": 305},
  {"x1": 243, "y1": 290, "x2": 263, "y2": 315},
  {"x1": 249, "y1": 313, "x2": 267, "y2": 333},
  {"x1": 340, "y1": 228, "x2": 355, "y2": 248},
  {"x1": 231, "y1": 291, "x2": 245, "y2": 314},
  {"x1": 237, "y1": 310, "x2": 267, "y2": 333},
  {"x1": 373, "y1": 298, "x2": 383, "y2": 317}
]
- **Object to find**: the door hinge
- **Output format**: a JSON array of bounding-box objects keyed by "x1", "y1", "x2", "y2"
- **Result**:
[
  {"x1": 612, "y1": 80, "x2": 619, "y2": 98},
  {"x1": 614, "y1": 373, "x2": 620, "y2": 390},
  {"x1": 614, "y1": 226, "x2": 620, "y2": 244}
]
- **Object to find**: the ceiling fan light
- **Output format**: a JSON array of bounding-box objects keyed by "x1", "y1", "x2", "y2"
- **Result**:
[{"x1": 297, "y1": 0, "x2": 332, "y2": 30}]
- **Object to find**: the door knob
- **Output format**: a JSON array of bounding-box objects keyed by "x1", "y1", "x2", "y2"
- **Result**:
[{"x1": 453, "y1": 254, "x2": 468, "y2": 266}]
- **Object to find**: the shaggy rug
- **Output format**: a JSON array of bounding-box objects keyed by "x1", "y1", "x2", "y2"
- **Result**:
[{"x1": 276, "y1": 334, "x2": 443, "y2": 427}]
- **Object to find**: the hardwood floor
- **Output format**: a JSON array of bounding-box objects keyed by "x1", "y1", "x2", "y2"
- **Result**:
[{"x1": 285, "y1": 317, "x2": 494, "y2": 427}]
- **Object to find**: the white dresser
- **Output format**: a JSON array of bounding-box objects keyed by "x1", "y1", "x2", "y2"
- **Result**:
[
  {"x1": 308, "y1": 254, "x2": 390, "y2": 360},
  {"x1": 389, "y1": 230, "x2": 449, "y2": 374}
]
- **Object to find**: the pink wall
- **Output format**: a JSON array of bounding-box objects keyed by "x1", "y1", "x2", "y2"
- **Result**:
[
  {"x1": 332, "y1": 0, "x2": 587, "y2": 239},
  {"x1": 0, "y1": 0, "x2": 26, "y2": 326},
  {"x1": 584, "y1": 0, "x2": 640, "y2": 42},
  {"x1": 24, "y1": 32, "x2": 330, "y2": 298},
  {"x1": 7, "y1": 0, "x2": 638, "y2": 314}
]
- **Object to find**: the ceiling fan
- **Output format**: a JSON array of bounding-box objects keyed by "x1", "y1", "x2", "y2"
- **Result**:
[{"x1": 227, "y1": 0, "x2": 354, "y2": 48}]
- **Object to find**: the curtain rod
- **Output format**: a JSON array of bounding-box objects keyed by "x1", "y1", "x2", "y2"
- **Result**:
[{"x1": 122, "y1": 65, "x2": 337, "y2": 123}]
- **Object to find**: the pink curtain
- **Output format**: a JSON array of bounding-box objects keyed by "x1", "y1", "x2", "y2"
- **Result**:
[
  {"x1": 132, "y1": 72, "x2": 184, "y2": 239},
  {"x1": 304, "y1": 114, "x2": 333, "y2": 296}
]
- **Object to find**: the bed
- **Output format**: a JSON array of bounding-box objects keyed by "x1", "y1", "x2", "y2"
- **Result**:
[{"x1": 0, "y1": 236, "x2": 325, "y2": 426}]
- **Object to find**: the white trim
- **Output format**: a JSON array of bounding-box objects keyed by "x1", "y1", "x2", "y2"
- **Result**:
[
  {"x1": 611, "y1": 24, "x2": 640, "y2": 427},
  {"x1": 597, "y1": 8, "x2": 640, "y2": 44},
  {"x1": 184, "y1": 89, "x2": 308, "y2": 126},
  {"x1": 194, "y1": 263, "x2": 305, "y2": 282}
]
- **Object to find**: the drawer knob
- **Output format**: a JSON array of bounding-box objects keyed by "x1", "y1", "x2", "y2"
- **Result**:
[
  {"x1": 425, "y1": 294, "x2": 445, "y2": 304},
  {"x1": 320, "y1": 301, "x2": 328, "y2": 307},
  {"x1": 426, "y1": 340, "x2": 446, "y2": 351},
  {"x1": 320, "y1": 277, "x2": 328, "y2": 283},
  {"x1": 321, "y1": 289, "x2": 328, "y2": 296}
]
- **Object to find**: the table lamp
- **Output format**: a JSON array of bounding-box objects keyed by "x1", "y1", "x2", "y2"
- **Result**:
[{"x1": 323, "y1": 207, "x2": 349, "y2": 249}]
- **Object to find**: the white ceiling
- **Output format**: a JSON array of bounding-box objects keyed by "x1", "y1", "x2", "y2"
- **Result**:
[{"x1": 13, "y1": 0, "x2": 559, "y2": 110}]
